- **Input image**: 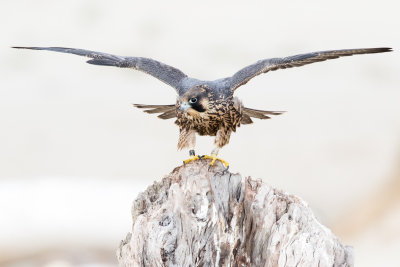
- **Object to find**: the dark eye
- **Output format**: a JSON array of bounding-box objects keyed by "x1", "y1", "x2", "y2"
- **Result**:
[{"x1": 189, "y1": 98, "x2": 197, "y2": 104}]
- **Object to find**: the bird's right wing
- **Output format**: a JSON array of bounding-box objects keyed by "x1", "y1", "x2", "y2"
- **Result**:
[
  {"x1": 13, "y1": 46, "x2": 188, "y2": 94},
  {"x1": 133, "y1": 104, "x2": 176, "y2": 119}
]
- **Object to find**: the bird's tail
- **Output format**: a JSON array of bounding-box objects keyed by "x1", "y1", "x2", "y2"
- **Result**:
[
  {"x1": 133, "y1": 104, "x2": 176, "y2": 119},
  {"x1": 242, "y1": 107, "x2": 285, "y2": 124}
]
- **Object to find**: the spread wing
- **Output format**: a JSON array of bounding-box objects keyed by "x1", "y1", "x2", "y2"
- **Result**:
[
  {"x1": 228, "y1": 47, "x2": 392, "y2": 91},
  {"x1": 12, "y1": 46, "x2": 188, "y2": 94},
  {"x1": 133, "y1": 104, "x2": 176, "y2": 119}
]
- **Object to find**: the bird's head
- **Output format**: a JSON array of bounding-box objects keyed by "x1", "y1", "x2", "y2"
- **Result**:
[{"x1": 179, "y1": 85, "x2": 212, "y2": 115}]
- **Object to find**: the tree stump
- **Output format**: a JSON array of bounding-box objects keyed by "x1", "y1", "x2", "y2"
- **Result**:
[{"x1": 117, "y1": 160, "x2": 353, "y2": 266}]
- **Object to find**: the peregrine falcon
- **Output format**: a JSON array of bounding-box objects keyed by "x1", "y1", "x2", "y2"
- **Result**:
[{"x1": 13, "y1": 46, "x2": 391, "y2": 167}]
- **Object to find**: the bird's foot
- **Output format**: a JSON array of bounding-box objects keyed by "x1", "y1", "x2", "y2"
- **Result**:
[
  {"x1": 183, "y1": 155, "x2": 201, "y2": 165},
  {"x1": 183, "y1": 150, "x2": 202, "y2": 165},
  {"x1": 202, "y1": 154, "x2": 229, "y2": 168}
]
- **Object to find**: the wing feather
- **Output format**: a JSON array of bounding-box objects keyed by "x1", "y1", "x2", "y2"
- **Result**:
[
  {"x1": 243, "y1": 107, "x2": 285, "y2": 120},
  {"x1": 12, "y1": 46, "x2": 188, "y2": 94},
  {"x1": 133, "y1": 104, "x2": 176, "y2": 120},
  {"x1": 228, "y1": 47, "x2": 392, "y2": 91}
]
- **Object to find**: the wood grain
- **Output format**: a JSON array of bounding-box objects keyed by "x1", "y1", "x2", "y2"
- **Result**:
[{"x1": 117, "y1": 160, "x2": 353, "y2": 266}]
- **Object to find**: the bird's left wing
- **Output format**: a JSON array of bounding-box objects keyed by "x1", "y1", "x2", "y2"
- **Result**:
[
  {"x1": 228, "y1": 47, "x2": 392, "y2": 91},
  {"x1": 12, "y1": 47, "x2": 188, "y2": 94}
]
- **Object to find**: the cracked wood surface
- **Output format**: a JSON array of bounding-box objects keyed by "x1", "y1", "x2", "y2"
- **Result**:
[{"x1": 117, "y1": 160, "x2": 353, "y2": 266}]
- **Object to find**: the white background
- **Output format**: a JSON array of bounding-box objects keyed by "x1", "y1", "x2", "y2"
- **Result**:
[{"x1": 1, "y1": 0, "x2": 399, "y2": 266}]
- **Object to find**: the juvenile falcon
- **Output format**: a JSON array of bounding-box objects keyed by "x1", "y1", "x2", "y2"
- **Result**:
[{"x1": 13, "y1": 46, "x2": 391, "y2": 167}]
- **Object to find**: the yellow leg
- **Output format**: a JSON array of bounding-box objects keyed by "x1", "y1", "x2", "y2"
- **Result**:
[
  {"x1": 202, "y1": 154, "x2": 229, "y2": 168},
  {"x1": 183, "y1": 155, "x2": 201, "y2": 165},
  {"x1": 183, "y1": 149, "x2": 201, "y2": 165}
]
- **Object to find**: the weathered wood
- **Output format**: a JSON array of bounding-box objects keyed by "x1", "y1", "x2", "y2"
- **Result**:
[{"x1": 117, "y1": 160, "x2": 353, "y2": 267}]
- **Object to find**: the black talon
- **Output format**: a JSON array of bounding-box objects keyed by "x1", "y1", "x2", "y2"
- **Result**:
[
  {"x1": 189, "y1": 150, "x2": 195, "y2": 156},
  {"x1": 198, "y1": 155, "x2": 205, "y2": 159}
]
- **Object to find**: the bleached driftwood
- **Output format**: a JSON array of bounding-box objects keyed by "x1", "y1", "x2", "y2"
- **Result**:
[{"x1": 117, "y1": 160, "x2": 353, "y2": 267}]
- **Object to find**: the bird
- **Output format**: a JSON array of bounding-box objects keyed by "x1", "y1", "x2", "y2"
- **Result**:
[{"x1": 13, "y1": 46, "x2": 392, "y2": 168}]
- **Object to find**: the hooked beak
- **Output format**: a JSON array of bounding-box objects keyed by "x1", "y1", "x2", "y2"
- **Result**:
[{"x1": 180, "y1": 102, "x2": 191, "y2": 112}]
